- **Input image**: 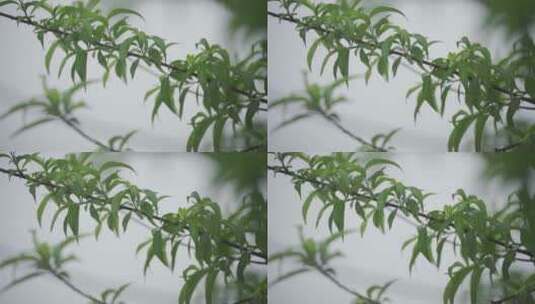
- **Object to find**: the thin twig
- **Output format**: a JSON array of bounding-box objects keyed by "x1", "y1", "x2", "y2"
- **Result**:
[
  {"x1": 313, "y1": 265, "x2": 380, "y2": 304},
  {"x1": 57, "y1": 115, "x2": 119, "y2": 152},
  {"x1": 48, "y1": 268, "x2": 107, "y2": 304},
  {"x1": 316, "y1": 108, "x2": 387, "y2": 152}
]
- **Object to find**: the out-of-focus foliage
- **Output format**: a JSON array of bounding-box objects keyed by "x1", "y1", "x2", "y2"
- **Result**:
[
  {"x1": 270, "y1": 75, "x2": 399, "y2": 151},
  {"x1": 269, "y1": 152, "x2": 535, "y2": 304},
  {"x1": 0, "y1": 81, "x2": 136, "y2": 152},
  {"x1": 0, "y1": 152, "x2": 267, "y2": 303},
  {"x1": 207, "y1": 152, "x2": 266, "y2": 194},
  {"x1": 270, "y1": 228, "x2": 394, "y2": 304},
  {"x1": 0, "y1": 0, "x2": 267, "y2": 151},
  {"x1": 0, "y1": 232, "x2": 130, "y2": 304},
  {"x1": 483, "y1": 148, "x2": 535, "y2": 182},
  {"x1": 216, "y1": 0, "x2": 267, "y2": 35},
  {"x1": 479, "y1": 0, "x2": 535, "y2": 36},
  {"x1": 269, "y1": 0, "x2": 535, "y2": 151}
]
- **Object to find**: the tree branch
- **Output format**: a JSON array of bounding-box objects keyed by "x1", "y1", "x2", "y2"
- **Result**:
[
  {"x1": 313, "y1": 265, "x2": 380, "y2": 304},
  {"x1": 0, "y1": 165, "x2": 267, "y2": 261},
  {"x1": 315, "y1": 108, "x2": 387, "y2": 152},
  {"x1": 57, "y1": 115, "x2": 119, "y2": 152},
  {"x1": 267, "y1": 11, "x2": 535, "y2": 106},
  {"x1": 267, "y1": 164, "x2": 535, "y2": 260},
  {"x1": 0, "y1": 10, "x2": 266, "y2": 104},
  {"x1": 48, "y1": 268, "x2": 107, "y2": 304}
]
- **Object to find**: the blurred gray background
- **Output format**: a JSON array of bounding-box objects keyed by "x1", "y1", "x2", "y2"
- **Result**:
[
  {"x1": 268, "y1": 153, "x2": 531, "y2": 304},
  {"x1": 0, "y1": 0, "x2": 263, "y2": 152},
  {"x1": 268, "y1": 0, "x2": 533, "y2": 152},
  {"x1": 0, "y1": 153, "x2": 265, "y2": 303}
]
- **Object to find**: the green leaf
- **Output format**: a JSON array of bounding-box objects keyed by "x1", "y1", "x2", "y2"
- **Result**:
[
  {"x1": 67, "y1": 204, "x2": 80, "y2": 236},
  {"x1": 186, "y1": 116, "x2": 215, "y2": 152},
  {"x1": 0, "y1": 1, "x2": 18, "y2": 8},
  {"x1": 337, "y1": 47, "x2": 350, "y2": 79},
  {"x1": 107, "y1": 8, "x2": 144, "y2": 20},
  {"x1": 392, "y1": 57, "x2": 402, "y2": 76},
  {"x1": 204, "y1": 268, "x2": 218, "y2": 304},
  {"x1": 74, "y1": 50, "x2": 87, "y2": 82},
  {"x1": 178, "y1": 268, "x2": 208, "y2": 304},
  {"x1": 37, "y1": 193, "x2": 52, "y2": 226},
  {"x1": 473, "y1": 114, "x2": 488, "y2": 152},
  {"x1": 320, "y1": 50, "x2": 337, "y2": 76},
  {"x1": 100, "y1": 161, "x2": 136, "y2": 173},
  {"x1": 332, "y1": 200, "x2": 345, "y2": 233},
  {"x1": 469, "y1": 266, "x2": 483, "y2": 304},
  {"x1": 45, "y1": 40, "x2": 61, "y2": 73},
  {"x1": 377, "y1": 54, "x2": 389, "y2": 80},
  {"x1": 111, "y1": 283, "x2": 130, "y2": 304},
  {"x1": 130, "y1": 59, "x2": 140, "y2": 78},
  {"x1": 359, "y1": 49, "x2": 370, "y2": 67},
  {"x1": 443, "y1": 266, "x2": 473, "y2": 304},
  {"x1": 436, "y1": 237, "x2": 447, "y2": 268},
  {"x1": 152, "y1": 230, "x2": 167, "y2": 266},
  {"x1": 158, "y1": 77, "x2": 176, "y2": 115},
  {"x1": 370, "y1": 6, "x2": 406, "y2": 18},
  {"x1": 302, "y1": 190, "x2": 317, "y2": 224},
  {"x1": 122, "y1": 212, "x2": 132, "y2": 232},
  {"x1": 307, "y1": 38, "x2": 322, "y2": 70},
  {"x1": 115, "y1": 58, "x2": 126, "y2": 80},
  {"x1": 448, "y1": 114, "x2": 476, "y2": 152},
  {"x1": 143, "y1": 247, "x2": 154, "y2": 276},
  {"x1": 365, "y1": 158, "x2": 401, "y2": 171},
  {"x1": 212, "y1": 116, "x2": 226, "y2": 152},
  {"x1": 387, "y1": 209, "x2": 397, "y2": 229},
  {"x1": 373, "y1": 206, "x2": 385, "y2": 232},
  {"x1": 525, "y1": 77, "x2": 535, "y2": 99}
]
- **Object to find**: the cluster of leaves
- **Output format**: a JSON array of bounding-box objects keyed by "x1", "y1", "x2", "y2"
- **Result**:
[
  {"x1": 215, "y1": 0, "x2": 267, "y2": 35},
  {"x1": 479, "y1": 0, "x2": 535, "y2": 35},
  {"x1": 0, "y1": 0, "x2": 267, "y2": 151},
  {"x1": 208, "y1": 152, "x2": 267, "y2": 194},
  {"x1": 270, "y1": 228, "x2": 393, "y2": 304},
  {"x1": 1, "y1": 80, "x2": 136, "y2": 151},
  {"x1": 271, "y1": 76, "x2": 351, "y2": 128},
  {"x1": 270, "y1": 75, "x2": 399, "y2": 151},
  {"x1": 269, "y1": 152, "x2": 535, "y2": 303},
  {"x1": 0, "y1": 152, "x2": 267, "y2": 303},
  {"x1": 269, "y1": 0, "x2": 535, "y2": 151},
  {"x1": 0, "y1": 232, "x2": 129, "y2": 304}
]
